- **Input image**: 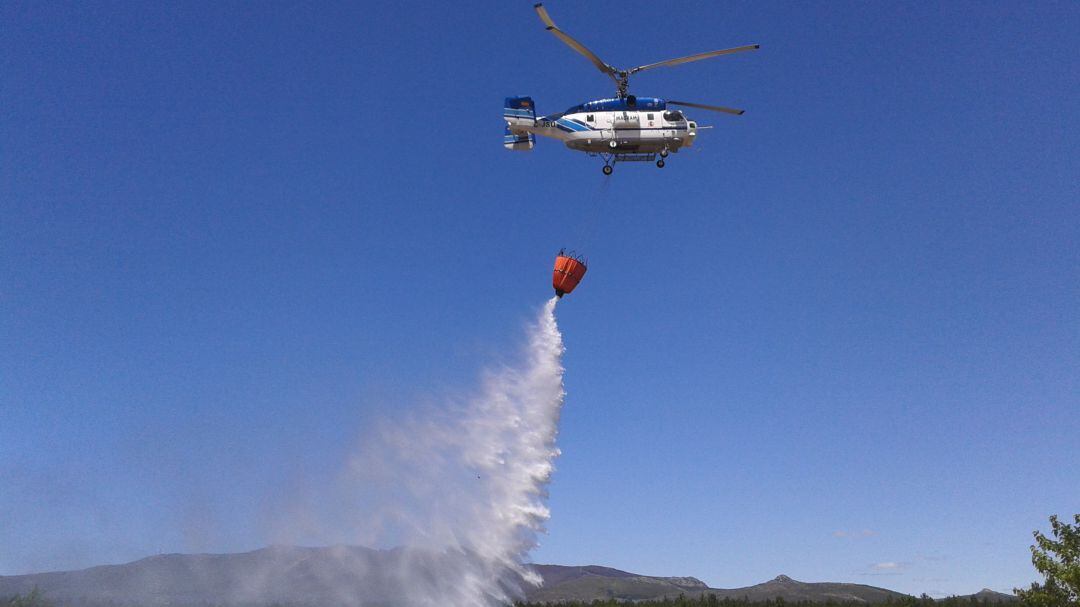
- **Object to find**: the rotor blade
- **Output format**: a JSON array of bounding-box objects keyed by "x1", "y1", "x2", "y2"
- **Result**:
[
  {"x1": 534, "y1": 2, "x2": 556, "y2": 28},
  {"x1": 668, "y1": 100, "x2": 746, "y2": 115},
  {"x1": 534, "y1": 3, "x2": 619, "y2": 80},
  {"x1": 629, "y1": 44, "x2": 760, "y2": 74}
]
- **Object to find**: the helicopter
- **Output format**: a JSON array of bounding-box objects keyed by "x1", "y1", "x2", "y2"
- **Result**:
[{"x1": 504, "y1": 3, "x2": 759, "y2": 174}]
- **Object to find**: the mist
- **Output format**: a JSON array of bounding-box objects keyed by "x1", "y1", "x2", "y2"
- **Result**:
[{"x1": 300, "y1": 297, "x2": 568, "y2": 606}]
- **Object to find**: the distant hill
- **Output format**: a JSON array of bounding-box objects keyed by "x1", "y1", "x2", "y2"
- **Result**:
[
  {"x1": 527, "y1": 564, "x2": 713, "y2": 602},
  {"x1": 525, "y1": 569, "x2": 908, "y2": 603},
  {"x1": 709, "y1": 574, "x2": 907, "y2": 603},
  {"x1": 0, "y1": 546, "x2": 409, "y2": 606},
  {"x1": 948, "y1": 589, "x2": 1019, "y2": 603},
  {"x1": 0, "y1": 546, "x2": 1015, "y2": 605}
]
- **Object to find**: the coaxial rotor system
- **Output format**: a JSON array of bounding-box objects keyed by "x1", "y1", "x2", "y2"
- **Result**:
[{"x1": 534, "y1": 3, "x2": 758, "y2": 114}]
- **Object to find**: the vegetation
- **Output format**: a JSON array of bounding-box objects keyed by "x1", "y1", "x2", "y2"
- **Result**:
[
  {"x1": 516, "y1": 595, "x2": 1006, "y2": 607},
  {"x1": 0, "y1": 589, "x2": 1014, "y2": 607},
  {"x1": 1016, "y1": 514, "x2": 1080, "y2": 607},
  {"x1": 2, "y1": 588, "x2": 53, "y2": 607}
]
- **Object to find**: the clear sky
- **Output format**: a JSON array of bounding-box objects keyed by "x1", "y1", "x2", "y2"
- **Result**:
[{"x1": 2, "y1": 0, "x2": 1078, "y2": 598}]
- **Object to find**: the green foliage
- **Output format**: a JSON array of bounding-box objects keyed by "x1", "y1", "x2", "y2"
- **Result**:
[
  {"x1": 2, "y1": 588, "x2": 53, "y2": 607},
  {"x1": 515, "y1": 595, "x2": 1004, "y2": 607},
  {"x1": 1016, "y1": 514, "x2": 1080, "y2": 607}
]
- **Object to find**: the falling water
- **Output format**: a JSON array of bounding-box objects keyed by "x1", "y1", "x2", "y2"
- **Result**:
[{"x1": 343, "y1": 297, "x2": 567, "y2": 606}]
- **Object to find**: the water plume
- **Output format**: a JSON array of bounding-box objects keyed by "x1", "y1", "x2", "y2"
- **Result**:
[{"x1": 342, "y1": 297, "x2": 567, "y2": 606}]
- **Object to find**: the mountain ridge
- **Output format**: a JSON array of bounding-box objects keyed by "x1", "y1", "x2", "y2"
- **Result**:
[{"x1": 0, "y1": 546, "x2": 1017, "y2": 605}]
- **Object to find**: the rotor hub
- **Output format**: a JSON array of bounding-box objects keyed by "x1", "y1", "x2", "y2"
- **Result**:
[{"x1": 616, "y1": 72, "x2": 630, "y2": 98}]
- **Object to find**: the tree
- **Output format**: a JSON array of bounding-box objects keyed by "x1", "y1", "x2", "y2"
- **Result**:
[
  {"x1": 2, "y1": 588, "x2": 53, "y2": 607},
  {"x1": 1016, "y1": 514, "x2": 1080, "y2": 607}
]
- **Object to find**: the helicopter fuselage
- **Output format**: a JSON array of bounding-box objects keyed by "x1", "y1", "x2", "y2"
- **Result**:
[{"x1": 506, "y1": 97, "x2": 697, "y2": 155}]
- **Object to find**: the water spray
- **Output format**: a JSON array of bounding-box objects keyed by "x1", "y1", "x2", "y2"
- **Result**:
[{"x1": 343, "y1": 297, "x2": 567, "y2": 606}]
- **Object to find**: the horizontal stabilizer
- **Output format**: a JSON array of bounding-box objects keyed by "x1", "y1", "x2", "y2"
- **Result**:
[
  {"x1": 504, "y1": 125, "x2": 534, "y2": 151},
  {"x1": 504, "y1": 96, "x2": 537, "y2": 150}
]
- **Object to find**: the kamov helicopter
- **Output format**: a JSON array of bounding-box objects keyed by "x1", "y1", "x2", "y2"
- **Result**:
[{"x1": 504, "y1": 3, "x2": 758, "y2": 174}]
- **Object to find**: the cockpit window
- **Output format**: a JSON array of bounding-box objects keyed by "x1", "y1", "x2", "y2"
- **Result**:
[{"x1": 663, "y1": 110, "x2": 685, "y2": 122}]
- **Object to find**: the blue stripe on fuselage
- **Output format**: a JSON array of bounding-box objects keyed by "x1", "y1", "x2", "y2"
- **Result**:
[{"x1": 556, "y1": 118, "x2": 591, "y2": 132}]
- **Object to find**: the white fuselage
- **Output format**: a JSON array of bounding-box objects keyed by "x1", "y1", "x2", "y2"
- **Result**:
[{"x1": 508, "y1": 110, "x2": 697, "y2": 154}]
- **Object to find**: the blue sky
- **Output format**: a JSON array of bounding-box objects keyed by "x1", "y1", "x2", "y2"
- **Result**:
[{"x1": 2, "y1": 0, "x2": 1078, "y2": 598}]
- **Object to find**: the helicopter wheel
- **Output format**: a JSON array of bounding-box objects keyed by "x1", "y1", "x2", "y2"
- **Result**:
[
  {"x1": 656, "y1": 159, "x2": 665, "y2": 168},
  {"x1": 602, "y1": 165, "x2": 613, "y2": 175},
  {"x1": 660, "y1": 149, "x2": 669, "y2": 158},
  {"x1": 608, "y1": 140, "x2": 617, "y2": 149}
]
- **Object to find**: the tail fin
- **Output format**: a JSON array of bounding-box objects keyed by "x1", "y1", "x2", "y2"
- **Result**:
[{"x1": 504, "y1": 96, "x2": 536, "y2": 151}]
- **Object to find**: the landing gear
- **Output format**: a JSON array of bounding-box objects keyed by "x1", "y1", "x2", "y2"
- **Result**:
[
  {"x1": 589, "y1": 151, "x2": 663, "y2": 174},
  {"x1": 596, "y1": 151, "x2": 617, "y2": 174},
  {"x1": 608, "y1": 140, "x2": 618, "y2": 149},
  {"x1": 660, "y1": 149, "x2": 669, "y2": 158}
]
